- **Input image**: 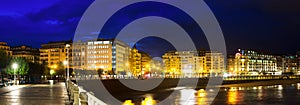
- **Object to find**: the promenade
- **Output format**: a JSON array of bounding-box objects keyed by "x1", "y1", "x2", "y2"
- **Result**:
[{"x1": 0, "y1": 82, "x2": 69, "y2": 105}]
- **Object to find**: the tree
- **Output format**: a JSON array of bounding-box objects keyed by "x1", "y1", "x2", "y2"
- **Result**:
[
  {"x1": 0, "y1": 50, "x2": 11, "y2": 71},
  {"x1": 28, "y1": 62, "x2": 47, "y2": 76},
  {"x1": 27, "y1": 61, "x2": 52, "y2": 83},
  {"x1": 55, "y1": 62, "x2": 66, "y2": 75},
  {"x1": 5, "y1": 58, "x2": 29, "y2": 76},
  {"x1": 41, "y1": 61, "x2": 50, "y2": 75},
  {"x1": 0, "y1": 50, "x2": 11, "y2": 81}
]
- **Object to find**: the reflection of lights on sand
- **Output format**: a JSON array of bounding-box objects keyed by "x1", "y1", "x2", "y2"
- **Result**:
[
  {"x1": 142, "y1": 96, "x2": 156, "y2": 105},
  {"x1": 197, "y1": 89, "x2": 206, "y2": 97},
  {"x1": 277, "y1": 85, "x2": 283, "y2": 98},
  {"x1": 171, "y1": 87, "x2": 186, "y2": 90},
  {"x1": 10, "y1": 90, "x2": 20, "y2": 96},
  {"x1": 257, "y1": 87, "x2": 263, "y2": 100},
  {"x1": 123, "y1": 100, "x2": 134, "y2": 105},
  {"x1": 228, "y1": 90, "x2": 238, "y2": 104},
  {"x1": 278, "y1": 85, "x2": 283, "y2": 90},
  {"x1": 179, "y1": 89, "x2": 196, "y2": 105},
  {"x1": 197, "y1": 89, "x2": 207, "y2": 105}
]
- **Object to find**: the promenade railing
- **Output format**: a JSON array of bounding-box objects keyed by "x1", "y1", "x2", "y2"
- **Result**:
[{"x1": 67, "y1": 80, "x2": 106, "y2": 105}]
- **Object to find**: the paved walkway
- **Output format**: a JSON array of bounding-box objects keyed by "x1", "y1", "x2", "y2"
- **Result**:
[{"x1": 0, "y1": 82, "x2": 69, "y2": 105}]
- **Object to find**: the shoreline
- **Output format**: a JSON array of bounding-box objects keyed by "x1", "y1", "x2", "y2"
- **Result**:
[
  {"x1": 220, "y1": 79, "x2": 300, "y2": 87},
  {"x1": 98, "y1": 78, "x2": 300, "y2": 92},
  {"x1": 77, "y1": 78, "x2": 300, "y2": 102}
]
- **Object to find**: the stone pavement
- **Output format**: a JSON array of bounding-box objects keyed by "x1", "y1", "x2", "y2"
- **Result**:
[{"x1": 0, "y1": 82, "x2": 69, "y2": 105}]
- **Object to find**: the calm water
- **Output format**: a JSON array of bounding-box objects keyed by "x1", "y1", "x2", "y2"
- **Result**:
[{"x1": 124, "y1": 83, "x2": 300, "y2": 105}]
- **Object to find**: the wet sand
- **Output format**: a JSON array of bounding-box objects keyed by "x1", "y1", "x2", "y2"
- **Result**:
[{"x1": 220, "y1": 79, "x2": 300, "y2": 87}]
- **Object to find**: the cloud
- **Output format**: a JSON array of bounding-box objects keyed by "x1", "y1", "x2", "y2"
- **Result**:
[
  {"x1": 1, "y1": 0, "x2": 300, "y2": 54},
  {"x1": 0, "y1": 0, "x2": 94, "y2": 48},
  {"x1": 27, "y1": 0, "x2": 93, "y2": 22},
  {"x1": 44, "y1": 20, "x2": 64, "y2": 25}
]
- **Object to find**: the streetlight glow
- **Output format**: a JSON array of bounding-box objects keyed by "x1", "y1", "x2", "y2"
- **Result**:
[
  {"x1": 12, "y1": 63, "x2": 18, "y2": 70},
  {"x1": 63, "y1": 60, "x2": 68, "y2": 65},
  {"x1": 12, "y1": 63, "x2": 18, "y2": 85},
  {"x1": 50, "y1": 69, "x2": 55, "y2": 75}
]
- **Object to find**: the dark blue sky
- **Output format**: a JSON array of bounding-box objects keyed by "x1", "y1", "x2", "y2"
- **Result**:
[{"x1": 1, "y1": 0, "x2": 300, "y2": 56}]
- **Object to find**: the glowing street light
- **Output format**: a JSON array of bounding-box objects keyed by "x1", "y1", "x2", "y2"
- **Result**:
[
  {"x1": 50, "y1": 69, "x2": 55, "y2": 80},
  {"x1": 50, "y1": 69, "x2": 55, "y2": 75},
  {"x1": 63, "y1": 60, "x2": 68, "y2": 65},
  {"x1": 12, "y1": 63, "x2": 18, "y2": 85}
]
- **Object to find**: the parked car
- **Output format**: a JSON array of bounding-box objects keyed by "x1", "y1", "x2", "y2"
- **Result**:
[
  {"x1": 4, "y1": 79, "x2": 13, "y2": 86},
  {"x1": 0, "y1": 82, "x2": 4, "y2": 87}
]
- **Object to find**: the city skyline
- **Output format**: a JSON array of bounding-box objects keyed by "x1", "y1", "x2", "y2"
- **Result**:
[
  {"x1": 1, "y1": 39, "x2": 300, "y2": 58},
  {"x1": 1, "y1": 1, "x2": 300, "y2": 105},
  {"x1": 1, "y1": 0, "x2": 300, "y2": 56},
  {"x1": 2, "y1": 39, "x2": 300, "y2": 77}
]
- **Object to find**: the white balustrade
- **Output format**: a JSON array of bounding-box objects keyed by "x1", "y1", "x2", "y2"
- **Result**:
[{"x1": 69, "y1": 81, "x2": 106, "y2": 105}]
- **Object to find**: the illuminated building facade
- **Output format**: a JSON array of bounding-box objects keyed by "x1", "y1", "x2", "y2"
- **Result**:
[
  {"x1": 140, "y1": 52, "x2": 151, "y2": 74},
  {"x1": 40, "y1": 41, "x2": 72, "y2": 70},
  {"x1": 129, "y1": 47, "x2": 141, "y2": 75},
  {"x1": 11, "y1": 46, "x2": 39, "y2": 63},
  {"x1": 86, "y1": 40, "x2": 112, "y2": 71},
  {"x1": 205, "y1": 52, "x2": 225, "y2": 76},
  {"x1": 194, "y1": 56, "x2": 207, "y2": 74},
  {"x1": 178, "y1": 51, "x2": 196, "y2": 76},
  {"x1": 128, "y1": 46, "x2": 152, "y2": 76},
  {"x1": 283, "y1": 55, "x2": 298, "y2": 74},
  {"x1": 233, "y1": 49, "x2": 277, "y2": 75},
  {"x1": 227, "y1": 56, "x2": 236, "y2": 75},
  {"x1": 276, "y1": 56, "x2": 284, "y2": 74},
  {"x1": 150, "y1": 59, "x2": 164, "y2": 75},
  {"x1": 83, "y1": 39, "x2": 130, "y2": 74},
  {"x1": 113, "y1": 40, "x2": 130, "y2": 74},
  {"x1": 162, "y1": 50, "x2": 220, "y2": 76},
  {"x1": 0, "y1": 42, "x2": 12, "y2": 56},
  {"x1": 72, "y1": 41, "x2": 87, "y2": 70},
  {"x1": 162, "y1": 51, "x2": 181, "y2": 75}
]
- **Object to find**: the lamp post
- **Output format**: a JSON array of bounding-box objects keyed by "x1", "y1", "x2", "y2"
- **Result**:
[
  {"x1": 12, "y1": 63, "x2": 18, "y2": 85},
  {"x1": 66, "y1": 44, "x2": 70, "y2": 81},
  {"x1": 65, "y1": 44, "x2": 70, "y2": 89}
]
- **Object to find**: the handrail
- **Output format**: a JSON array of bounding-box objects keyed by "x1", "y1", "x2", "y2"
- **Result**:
[{"x1": 68, "y1": 80, "x2": 106, "y2": 105}]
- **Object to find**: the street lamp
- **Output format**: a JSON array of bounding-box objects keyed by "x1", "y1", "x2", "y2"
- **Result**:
[
  {"x1": 65, "y1": 44, "x2": 70, "y2": 81},
  {"x1": 65, "y1": 44, "x2": 70, "y2": 89},
  {"x1": 63, "y1": 60, "x2": 68, "y2": 80},
  {"x1": 50, "y1": 69, "x2": 55, "y2": 79},
  {"x1": 12, "y1": 63, "x2": 18, "y2": 85},
  {"x1": 63, "y1": 60, "x2": 68, "y2": 65}
]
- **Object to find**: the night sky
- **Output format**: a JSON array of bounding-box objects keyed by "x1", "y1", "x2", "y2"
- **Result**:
[{"x1": 1, "y1": 0, "x2": 300, "y2": 57}]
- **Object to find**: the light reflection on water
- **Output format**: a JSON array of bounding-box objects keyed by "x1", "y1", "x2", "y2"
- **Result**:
[
  {"x1": 123, "y1": 83, "x2": 300, "y2": 105},
  {"x1": 196, "y1": 89, "x2": 206, "y2": 105}
]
